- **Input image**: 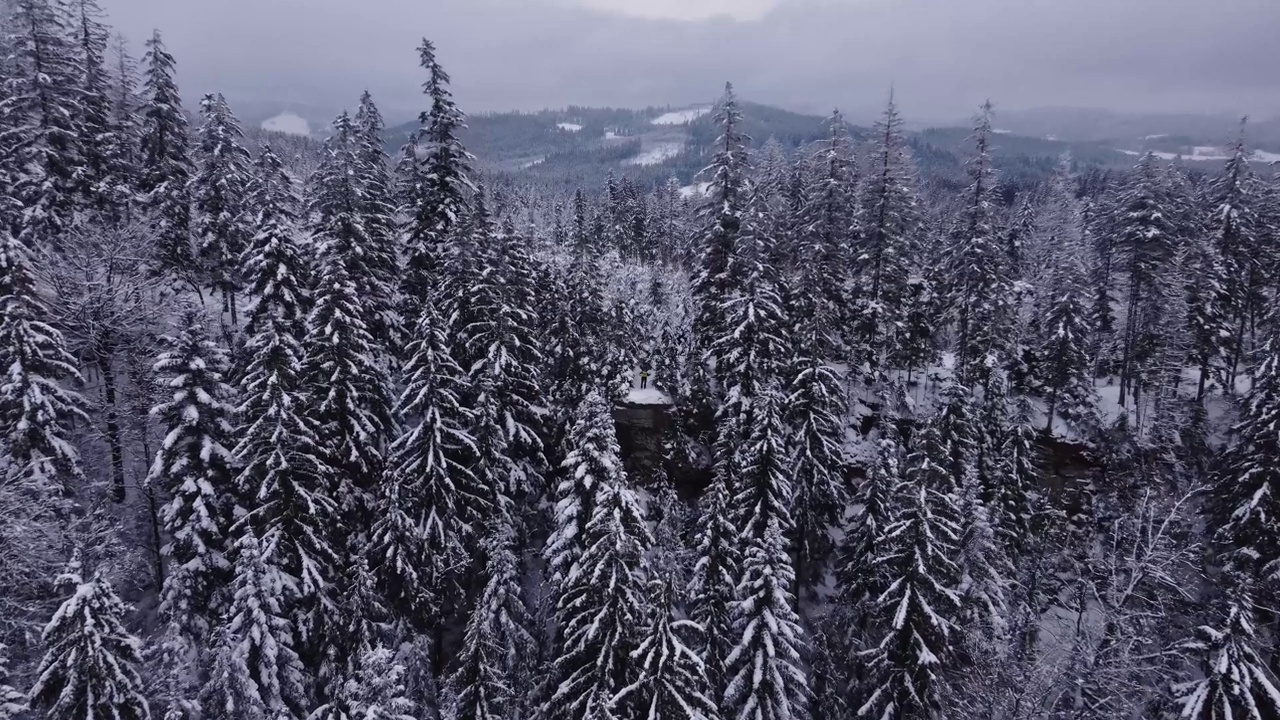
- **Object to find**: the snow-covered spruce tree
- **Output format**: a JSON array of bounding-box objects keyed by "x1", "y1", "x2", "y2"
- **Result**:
[
  {"x1": 613, "y1": 578, "x2": 720, "y2": 720},
  {"x1": 399, "y1": 38, "x2": 475, "y2": 324},
  {"x1": 688, "y1": 470, "x2": 740, "y2": 704},
  {"x1": 795, "y1": 109, "x2": 856, "y2": 360},
  {"x1": 446, "y1": 521, "x2": 533, "y2": 720},
  {"x1": 692, "y1": 82, "x2": 752, "y2": 395},
  {"x1": 2, "y1": 0, "x2": 84, "y2": 247},
  {"x1": 374, "y1": 299, "x2": 479, "y2": 629},
  {"x1": 856, "y1": 91, "x2": 923, "y2": 369},
  {"x1": 945, "y1": 101, "x2": 1016, "y2": 388},
  {"x1": 542, "y1": 392, "x2": 651, "y2": 720},
  {"x1": 1205, "y1": 124, "x2": 1269, "y2": 384},
  {"x1": 1111, "y1": 152, "x2": 1181, "y2": 409},
  {"x1": 147, "y1": 309, "x2": 238, "y2": 641},
  {"x1": 724, "y1": 517, "x2": 808, "y2": 720},
  {"x1": 0, "y1": 644, "x2": 24, "y2": 719},
  {"x1": 201, "y1": 626, "x2": 266, "y2": 720},
  {"x1": 1210, "y1": 315, "x2": 1280, "y2": 582},
  {"x1": 203, "y1": 529, "x2": 309, "y2": 719},
  {"x1": 1181, "y1": 228, "x2": 1230, "y2": 402},
  {"x1": 234, "y1": 173, "x2": 338, "y2": 668},
  {"x1": 856, "y1": 425, "x2": 963, "y2": 720},
  {"x1": 29, "y1": 560, "x2": 150, "y2": 720},
  {"x1": 836, "y1": 423, "x2": 905, "y2": 645},
  {"x1": 785, "y1": 321, "x2": 850, "y2": 600},
  {"x1": 139, "y1": 30, "x2": 197, "y2": 287},
  {"x1": 105, "y1": 33, "x2": 144, "y2": 210},
  {"x1": 456, "y1": 202, "x2": 545, "y2": 510},
  {"x1": 243, "y1": 144, "x2": 308, "y2": 338},
  {"x1": 341, "y1": 648, "x2": 418, "y2": 720},
  {"x1": 192, "y1": 92, "x2": 253, "y2": 322},
  {"x1": 0, "y1": 228, "x2": 88, "y2": 493},
  {"x1": 304, "y1": 123, "x2": 396, "y2": 522},
  {"x1": 1036, "y1": 212, "x2": 1096, "y2": 433},
  {"x1": 70, "y1": 0, "x2": 128, "y2": 215},
  {"x1": 1171, "y1": 578, "x2": 1280, "y2": 720}
]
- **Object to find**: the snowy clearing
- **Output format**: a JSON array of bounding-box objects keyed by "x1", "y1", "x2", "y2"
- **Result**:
[
  {"x1": 604, "y1": 130, "x2": 622, "y2": 140},
  {"x1": 1114, "y1": 146, "x2": 1280, "y2": 163},
  {"x1": 625, "y1": 142, "x2": 683, "y2": 166},
  {"x1": 679, "y1": 181, "x2": 712, "y2": 198},
  {"x1": 261, "y1": 111, "x2": 311, "y2": 137},
  {"x1": 556, "y1": 122, "x2": 583, "y2": 132},
  {"x1": 651, "y1": 107, "x2": 710, "y2": 125}
]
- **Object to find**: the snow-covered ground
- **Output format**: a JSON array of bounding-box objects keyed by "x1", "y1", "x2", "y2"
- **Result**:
[
  {"x1": 261, "y1": 111, "x2": 311, "y2": 137},
  {"x1": 651, "y1": 107, "x2": 710, "y2": 125},
  {"x1": 521, "y1": 157, "x2": 546, "y2": 169},
  {"x1": 1115, "y1": 145, "x2": 1280, "y2": 163},
  {"x1": 604, "y1": 130, "x2": 622, "y2": 140},
  {"x1": 625, "y1": 142, "x2": 683, "y2": 166},
  {"x1": 556, "y1": 122, "x2": 583, "y2": 132},
  {"x1": 679, "y1": 181, "x2": 712, "y2": 198}
]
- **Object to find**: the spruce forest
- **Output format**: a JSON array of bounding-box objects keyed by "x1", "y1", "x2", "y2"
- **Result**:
[{"x1": 2, "y1": 1, "x2": 1280, "y2": 720}]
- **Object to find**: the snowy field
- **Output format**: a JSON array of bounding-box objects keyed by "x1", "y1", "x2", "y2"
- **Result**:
[
  {"x1": 651, "y1": 107, "x2": 710, "y2": 125},
  {"x1": 625, "y1": 142, "x2": 684, "y2": 166},
  {"x1": 260, "y1": 111, "x2": 311, "y2": 136}
]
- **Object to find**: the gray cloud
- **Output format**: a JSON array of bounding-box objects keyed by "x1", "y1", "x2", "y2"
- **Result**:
[{"x1": 102, "y1": 0, "x2": 1280, "y2": 127}]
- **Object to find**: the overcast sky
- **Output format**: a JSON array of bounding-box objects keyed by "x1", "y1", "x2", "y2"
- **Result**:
[{"x1": 102, "y1": 0, "x2": 1280, "y2": 126}]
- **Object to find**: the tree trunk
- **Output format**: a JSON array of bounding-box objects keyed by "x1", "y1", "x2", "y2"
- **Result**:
[{"x1": 98, "y1": 341, "x2": 127, "y2": 503}]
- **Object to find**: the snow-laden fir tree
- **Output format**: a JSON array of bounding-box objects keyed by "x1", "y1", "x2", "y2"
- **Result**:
[
  {"x1": 243, "y1": 144, "x2": 308, "y2": 337},
  {"x1": 201, "y1": 626, "x2": 266, "y2": 720},
  {"x1": 1110, "y1": 152, "x2": 1181, "y2": 409},
  {"x1": 304, "y1": 120, "x2": 396, "y2": 520},
  {"x1": 374, "y1": 299, "x2": 478, "y2": 629},
  {"x1": 856, "y1": 91, "x2": 923, "y2": 368},
  {"x1": 1171, "y1": 577, "x2": 1280, "y2": 720},
  {"x1": 105, "y1": 33, "x2": 144, "y2": 209},
  {"x1": 139, "y1": 30, "x2": 196, "y2": 286},
  {"x1": 612, "y1": 578, "x2": 720, "y2": 720},
  {"x1": 1, "y1": 0, "x2": 84, "y2": 247},
  {"x1": 1181, "y1": 227, "x2": 1230, "y2": 402},
  {"x1": 234, "y1": 167, "x2": 338, "y2": 659},
  {"x1": 795, "y1": 109, "x2": 856, "y2": 359},
  {"x1": 192, "y1": 92, "x2": 253, "y2": 322},
  {"x1": 29, "y1": 558, "x2": 150, "y2": 720},
  {"x1": 1036, "y1": 200, "x2": 1096, "y2": 433},
  {"x1": 399, "y1": 38, "x2": 475, "y2": 323},
  {"x1": 0, "y1": 228, "x2": 87, "y2": 493},
  {"x1": 946, "y1": 101, "x2": 1016, "y2": 388},
  {"x1": 723, "y1": 388, "x2": 809, "y2": 720},
  {"x1": 70, "y1": 0, "x2": 129, "y2": 214},
  {"x1": 542, "y1": 391, "x2": 651, "y2": 720},
  {"x1": 688, "y1": 470, "x2": 740, "y2": 704},
  {"x1": 1210, "y1": 313, "x2": 1280, "y2": 583},
  {"x1": 857, "y1": 425, "x2": 964, "y2": 720},
  {"x1": 147, "y1": 308, "x2": 238, "y2": 641},
  {"x1": 0, "y1": 644, "x2": 23, "y2": 719},
  {"x1": 446, "y1": 520, "x2": 533, "y2": 720},
  {"x1": 693, "y1": 82, "x2": 752, "y2": 394},
  {"x1": 837, "y1": 422, "x2": 905, "y2": 644},
  {"x1": 201, "y1": 529, "x2": 309, "y2": 720}
]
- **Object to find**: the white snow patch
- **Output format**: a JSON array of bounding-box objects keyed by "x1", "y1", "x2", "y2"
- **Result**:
[
  {"x1": 1115, "y1": 148, "x2": 1141, "y2": 156},
  {"x1": 679, "y1": 181, "x2": 711, "y2": 198},
  {"x1": 556, "y1": 122, "x2": 583, "y2": 132},
  {"x1": 625, "y1": 142, "x2": 683, "y2": 166},
  {"x1": 1044, "y1": 135, "x2": 1059, "y2": 141},
  {"x1": 604, "y1": 130, "x2": 622, "y2": 140},
  {"x1": 1252, "y1": 149, "x2": 1280, "y2": 163},
  {"x1": 1142, "y1": 133, "x2": 1170, "y2": 140},
  {"x1": 992, "y1": 128, "x2": 1012, "y2": 134},
  {"x1": 651, "y1": 107, "x2": 710, "y2": 125},
  {"x1": 521, "y1": 157, "x2": 546, "y2": 169},
  {"x1": 261, "y1": 111, "x2": 311, "y2": 137}
]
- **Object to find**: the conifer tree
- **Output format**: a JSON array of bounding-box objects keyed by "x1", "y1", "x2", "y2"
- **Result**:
[
  {"x1": 148, "y1": 309, "x2": 238, "y2": 640},
  {"x1": 837, "y1": 424, "x2": 904, "y2": 639},
  {"x1": 613, "y1": 578, "x2": 720, "y2": 720},
  {"x1": 201, "y1": 626, "x2": 267, "y2": 720},
  {"x1": 796, "y1": 109, "x2": 856, "y2": 359},
  {"x1": 400, "y1": 38, "x2": 474, "y2": 322},
  {"x1": 1182, "y1": 230, "x2": 1230, "y2": 401},
  {"x1": 139, "y1": 30, "x2": 196, "y2": 286},
  {"x1": 192, "y1": 93, "x2": 253, "y2": 322},
  {"x1": 856, "y1": 91, "x2": 922, "y2": 367},
  {"x1": 1210, "y1": 316, "x2": 1280, "y2": 582},
  {"x1": 243, "y1": 144, "x2": 307, "y2": 337},
  {"x1": 2, "y1": 0, "x2": 84, "y2": 246},
  {"x1": 1172, "y1": 579, "x2": 1280, "y2": 720},
  {"x1": 305, "y1": 125, "x2": 396, "y2": 520},
  {"x1": 349, "y1": 92, "x2": 402, "y2": 349},
  {"x1": 693, "y1": 82, "x2": 752, "y2": 392},
  {"x1": 374, "y1": 299, "x2": 479, "y2": 629},
  {"x1": 447, "y1": 521, "x2": 533, "y2": 720},
  {"x1": 688, "y1": 471, "x2": 740, "y2": 703},
  {"x1": 71, "y1": 0, "x2": 126, "y2": 214},
  {"x1": 543, "y1": 392, "x2": 651, "y2": 720},
  {"x1": 0, "y1": 228, "x2": 87, "y2": 493},
  {"x1": 946, "y1": 102, "x2": 1015, "y2": 387},
  {"x1": 0, "y1": 644, "x2": 24, "y2": 719},
  {"x1": 1038, "y1": 227, "x2": 1096, "y2": 431},
  {"x1": 857, "y1": 427, "x2": 963, "y2": 720},
  {"x1": 212, "y1": 530, "x2": 310, "y2": 719},
  {"x1": 29, "y1": 560, "x2": 151, "y2": 720}
]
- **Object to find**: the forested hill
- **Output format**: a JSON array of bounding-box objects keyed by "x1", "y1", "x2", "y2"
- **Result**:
[{"x1": 383, "y1": 100, "x2": 1280, "y2": 193}]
